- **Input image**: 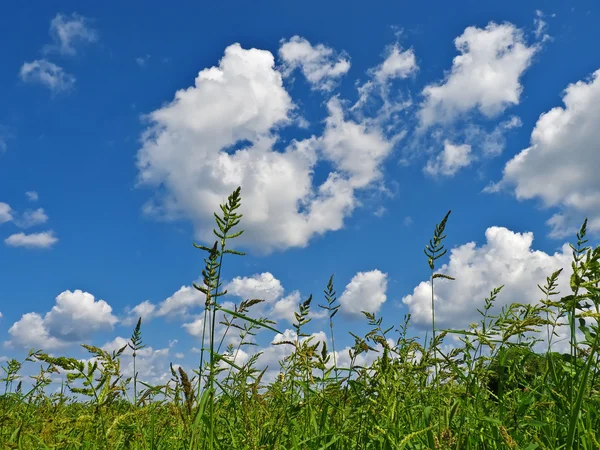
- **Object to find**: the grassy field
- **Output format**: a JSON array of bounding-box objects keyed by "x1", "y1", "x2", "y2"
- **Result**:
[{"x1": 1, "y1": 186, "x2": 599, "y2": 449}]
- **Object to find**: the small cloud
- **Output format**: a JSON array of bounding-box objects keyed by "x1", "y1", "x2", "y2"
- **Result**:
[
  {"x1": 374, "y1": 206, "x2": 386, "y2": 217},
  {"x1": 14, "y1": 208, "x2": 48, "y2": 229},
  {"x1": 44, "y1": 12, "x2": 98, "y2": 56},
  {"x1": 534, "y1": 10, "x2": 551, "y2": 42},
  {"x1": 224, "y1": 272, "x2": 284, "y2": 303},
  {"x1": 372, "y1": 44, "x2": 418, "y2": 84},
  {"x1": 25, "y1": 191, "x2": 39, "y2": 202},
  {"x1": 424, "y1": 141, "x2": 473, "y2": 177},
  {"x1": 4, "y1": 231, "x2": 58, "y2": 249},
  {"x1": 136, "y1": 55, "x2": 151, "y2": 67},
  {"x1": 279, "y1": 36, "x2": 350, "y2": 91},
  {"x1": 19, "y1": 60, "x2": 75, "y2": 93},
  {"x1": 121, "y1": 300, "x2": 156, "y2": 326},
  {"x1": 0, "y1": 203, "x2": 13, "y2": 225},
  {"x1": 339, "y1": 270, "x2": 388, "y2": 319},
  {"x1": 403, "y1": 216, "x2": 413, "y2": 227}
]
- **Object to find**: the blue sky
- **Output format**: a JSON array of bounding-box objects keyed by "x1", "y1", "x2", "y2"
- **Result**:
[{"x1": 1, "y1": 0, "x2": 599, "y2": 387}]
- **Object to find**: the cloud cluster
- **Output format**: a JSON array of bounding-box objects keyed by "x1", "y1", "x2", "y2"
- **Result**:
[
  {"x1": 121, "y1": 266, "x2": 390, "y2": 354},
  {"x1": 0, "y1": 193, "x2": 58, "y2": 249},
  {"x1": 122, "y1": 271, "x2": 317, "y2": 331},
  {"x1": 136, "y1": 41, "x2": 396, "y2": 254},
  {"x1": 9, "y1": 12, "x2": 600, "y2": 387},
  {"x1": 20, "y1": 12, "x2": 97, "y2": 94}
]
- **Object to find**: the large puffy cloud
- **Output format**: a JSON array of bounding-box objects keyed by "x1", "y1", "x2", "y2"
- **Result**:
[
  {"x1": 339, "y1": 270, "x2": 388, "y2": 319},
  {"x1": 401, "y1": 226, "x2": 574, "y2": 331},
  {"x1": 6, "y1": 290, "x2": 118, "y2": 350},
  {"x1": 136, "y1": 42, "x2": 394, "y2": 254},
  {"x1": 279, "y1": 36, "x2": 350, "y2": 91},
  {"x1": 5, "y1": 313, "x2": 67, "y2": 350},
  {"x1": 418, "y1": 22, "x2": 538, "y2": 128},
  {"x1": 486, "y1": 69, "x2": 600, "y2": 238}
]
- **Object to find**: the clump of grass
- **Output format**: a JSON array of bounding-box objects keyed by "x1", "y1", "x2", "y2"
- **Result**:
[{"x1": 0, "y1": 185, "x2": 599, "y2": 449}]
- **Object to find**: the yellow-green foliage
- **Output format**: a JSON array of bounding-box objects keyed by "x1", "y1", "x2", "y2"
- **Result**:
[{"x1": 1, "y1": 186, "x2": 599, "y2": 449}]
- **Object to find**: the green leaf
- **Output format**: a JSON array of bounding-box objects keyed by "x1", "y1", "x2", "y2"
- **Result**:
[{"x1": 215, "y1": 306, "x2": 283, "y2": 335}]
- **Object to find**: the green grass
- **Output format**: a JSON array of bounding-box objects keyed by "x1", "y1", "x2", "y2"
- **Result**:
[{"x1": 1, "y1": 185, "x2": 599, "y2": 449}]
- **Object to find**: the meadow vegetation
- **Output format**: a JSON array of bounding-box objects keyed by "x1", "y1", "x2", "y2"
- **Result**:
[{"x1": 1, "y1": 186, "x2": 599, "y2": 449}]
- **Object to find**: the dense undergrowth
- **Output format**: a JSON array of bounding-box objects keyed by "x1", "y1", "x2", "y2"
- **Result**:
[{"x1": 1, "y1": 186, "x2": 599, "y2": 449}]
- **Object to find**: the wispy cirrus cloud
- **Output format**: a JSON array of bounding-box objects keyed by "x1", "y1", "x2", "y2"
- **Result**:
[
  {"x1": 19, "y1": 59, "x2": 75, "y2": 93},
  {"x1": 279, "y1": 36, "x2": 350, "y2": 91},
  {"x1": 43, "y1": 12, "x2": 98, "y2": 56}
]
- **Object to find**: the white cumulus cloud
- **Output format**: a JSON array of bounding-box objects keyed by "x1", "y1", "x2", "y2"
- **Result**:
[
  {"x1": 225, "y1": 272, "x2": 284, "y2": 303},
  {"x1": 136, "y1": 43, "x2": 395, "y2": 254},
  {"x1": 4, "y1": 231, "x2": 58, "y2": 249},
  {"x1": 339, "y1": 270, "x2": 388, "y2": 319},
  {"x1": 418, "y1": 22, "x2": 538, "y2": 128},
  {"x1": 6, "y1": 290, "x2": 118, "y2": 350},
  {"x1": 402, "y1": 226, "x2": 574, "y2": 331},
  {"x1": 485, "y1": 69, "x2": 600, "y2": 238}
]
